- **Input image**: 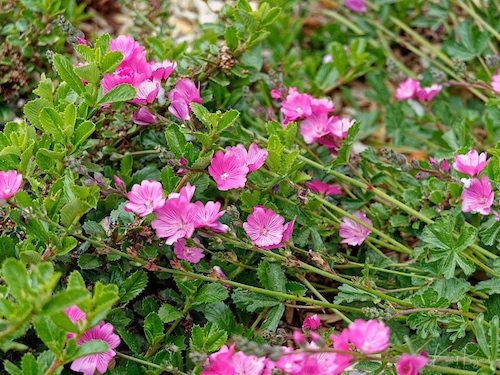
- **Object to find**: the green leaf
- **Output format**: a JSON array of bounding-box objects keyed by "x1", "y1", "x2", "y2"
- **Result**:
[
  {"x1": 78, "y1": 254, "x2": 101, "y2": 270},
  {"x1": 60, "y1": 198, "x2": 90, "y2": 228},
  {"x1": 24, "y1": 98, "x2": 51, "y2": 129},
  {"x1": 53, "y1": 54, "x2": 85, "y2": 95},
  {"x1": 0, "y1": 237, "x2": 16, "y2": 265},
  {"x1": 98, "y1": 84, "x2": 136, "y2": 105},
  {"x1": 71, "y1": 340, "x2": 109, "y2": 361},
  {"x1": 119, "y1": 270, "x2": 148, "y2": 303},
  {"x1": 194, "y1": 302, "x2": 236, "y2": 333},
  {"x1": 190, "y1": 322, "x2": 227, "y2": 353},
  {"x1": 266, "y1": 134, "x2": 283, "y2": 171},
  {"x1": 329, "y1": 42, "x2": 348, "y2": 76},
  {"x1": 232, "y1": 288, "x2": 281, "y2": 312},
  {"x1": 20, "y1": 353, "x2": 38, "y2": 375},
  {"x1": 217, "y1": 109, "x2": 239, "y2": 133},
  {"x1": 68, "y1": 271, "x2": 86, "y2": 290},
  {"x1": 475, "y1": 278, "x2": 500, "y2": 295},
  {"x1": 72, "y1": 120, "x2": 96, "y2": 149},
  {"x1": 42, "y1": 288, "x2": 90, "y2": 315},
  {"x1": 165, "y1": 124, "x2": 187, "y2": 158},
  {"x1": 190, "y1": 103, "x2": 214, "y2": 131},
  {"x1": 193, "y1": 283, "x2": 229, "y2": 305},
  {"x1": 260, "y1": 304, "x2": 285, "y2": 332},
  {"x1": 331, "y1": 121, "x2": 360, "y2": 168},
  {"x1": 410, "y1": 289, "x2": 450, "y2": 308},
  {"x1": 334, "y1": 284, "x2": 378, "y2": 304},
  {"x1": 83, "y1": 221, "x2": 106, "y2": 238},
  {"x1": 225, "y1": 26, "x2": 239, "y2": 50},
  {"x1": 480, "y1": 220, "x2": 500, "y2": 246},
  {"x1": 33, "y1": 316, "x2": 66, "y2": 354},
  {"x1": 158, "y1": 303, "x2": 184, "y2": 323},
  {"x1": 101, "y1": 51, "x2": 123, "y2": 73},
  {"x1": 257, "y1": 261, "x2": 287, "y2": 295},
  {"x1": 3, "y1": 361, "x2": 23, "y2": 375},
  {"x1": 2, "y1": 258, "x2": 30, "y2": 301},
  {"x1": 144, "y1": 312, "x2": 164, "y2": 345},
  {"x1": 39, "y1": 107, "x2": 65, "y2": 140},
  {"x1": 75, "y1": 63, "x2": 100, "y2": 85}
]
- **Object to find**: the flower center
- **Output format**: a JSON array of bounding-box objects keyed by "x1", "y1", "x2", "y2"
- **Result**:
[
  {"x1": 144, "y1": 199, "x2": 152, "y2": 207},
  {"x1": 260, "y1": 227, "x2": 268, "y2": 236},
  {"x1": 296, "y1": 106, "x2": 302, "y2": 113},
  {"x1": 4, "y1": 188, "x2": 11, "y2": 194},
  {"x1": 220, "y1": 172, "x2": 229, "y2": 180}
]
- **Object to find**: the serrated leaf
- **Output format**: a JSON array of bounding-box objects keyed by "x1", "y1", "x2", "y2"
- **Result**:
[
  {"x1": 83, "y1": 221, "x2": 106, "y2": 238},
  {"x1": 0, "y1": 237, "x2": 16, "y2": 265},
  {"x1": 98, "y1": 84, "x2": 136, "y2": 105},
  {"x1": 20, "y1": 353, "x2": 38, "y2": 375},
  {"x1": 257, "y1": 261, "x2": 287, "y2": 295},
  {"x1": 24, "y1": 98, "x2": 51, "y2": 129},
  {"x1": 193, "y1": 283, "x2": 229, "y2": 305},
  {"x1": 119, "y1": 270, "x2": 148, "y2": 303},
  {"x1": 144, "y1": 312, "x2": 164, "y2": 345},
  {"x1": 71, "y1": 340, "x2": 109, "y2": 361},
  {"x1": 68, "y1": 271, "x2": 86, "y2": 290},
  {"x1": 42, "y1": 289, "x2": 90, "y2": 315},
  {"x1": 410, "y1": 289, "x2": 450, "y2": 308},
  {"x1": 224, "y1": 26, "x2": 239, "y2": 50},
  {"x1": 334, "y1": 284, "x2": 378, "y2": 304},
  {"x1": 165, "y1": 124, "x2": 187, "y2": 158},
  {"x1": 231, "y1": 288, "x2": 281, "y2": 312},
  {"x1": 2, "y1": 258, "x2": 30, "y2": 301},
  {"x1": 39, "y1": 107, "x2": 65, "y2": 140},
  {"x1": 331, "y1": 121, "x2": 360, "y2": 168},
  {"x1": 475, "y1": 278, "x2": 500, "y2": 295},
  {"x1": 75, "y1": 63, "x2": 100, "y2": 85},
  {"x1": 190, "y1": 103, "x2": 213, "y2": 130},
  {"x1": 102, "y1": 51, "x2": 123, "y2": 73},
  {"x1": 194, "y1": 302, "x2": 236, "y2": 332},
  {"x1": 72, "y1": 120, "x2": 96, "y2": 149},
  {"x1": 217, "y1": 109, "x2": 239, "y2": 133},
  {"x1": 60, "y1": 198, "x2": 89, "y2": 228},
  {"x1": 260, "y1": 304, "x2": 285, "y2": 332},
  {"x1": 33, "y1": 316, "x2": 66, "y2": 354},
  {"x1": 158, "y1": 304, "x2": 184, "y2": 323},
  {"x1": 53, "y1": 54, "x2": 85, "y2": 95}
]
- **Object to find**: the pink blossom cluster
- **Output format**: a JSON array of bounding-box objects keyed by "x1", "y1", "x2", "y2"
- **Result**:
[
  {"x1": 102, "y1": 35, "x2": 176, "y2": 105},
  {"x1": 276, "y1": 87, "x2": 354, "y2": 153},
  {"x1": 101, "y1": 35, "x2": 202, "y2": 124},
  {"x1": 453, "y1": 150, "x2": 495, "y2": 215},
  {"x1": 124, "y1": 181, "x2": 227, "y2": 259},
  {"x1": 395, "y1": 78, "x2": 442, "y2": 102},
  {"x1": 0, "y1": 170, "x2": 22, "y2": 204},
  {"x1": 306, "y1": 180, "x2": 342, "y2": 196},
  {"x1": 64, "y1": 306, "x2": 120, "y2": 375},
  {"x1": 208, "y1": 143, "x2": 268, "y2": 191},
  {"x1": 243, "y1": 206, "x2": 295, "y2": 249},
  {"x1": 201, "y1": 319, "x2": 425, "y2": 375},
  {"x1": 344, "y1": 0, "x2": 366, "y2": 12}
]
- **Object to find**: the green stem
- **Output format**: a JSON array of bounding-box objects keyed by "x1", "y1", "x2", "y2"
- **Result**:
[
  {"x1": 297, "y1": 274, "x2": 352, "y2": 324},
  {"x1": 115, "y1": 352, "x2": 187, "y2": 373},
  {"x1": 322, "y1": 9, "x2": 364, "y2": 35},
  {"x1": 456, "y1": 0, "x2": 500, "y2": 42}
]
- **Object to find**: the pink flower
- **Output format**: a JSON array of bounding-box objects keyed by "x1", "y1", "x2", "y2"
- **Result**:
[
  {"x1": 293, "y1": 330, "x2": 306, "y2": 345},
  {"x1": 328, "y1": 116, "x2": 355, "y2": 139},
  {"x1": 274, "y1": 349, "x2": 307, "y2": 374},
  {"x1": 416, "y1": 84, "x2": 442, "y2": 102},
  {"x1": 173, "y1": 238, "x2": 205, "y2": 263},
  {"x1": 344, "y1": 0, "x2": 367, "y2": 12},
  {"x1": 453, "y1": 149, "x2": 490, "y2": 176},
  {"x1": 113, "y1": 175, "x2": 125, "y2": 188},
  {"x1": 300, "y1": 113, "x2": 331, "y2": 144},
  {"x1": 133, "y1": 107, "x2": 156, "y2": 125},
  {"x1": 208, "y1": 151, "x2": 249, "y2": 191},
  {"x1": 310, "y1": 97, "x2": 335, "y2": 115},
  {"x1": 124, "y1": 180, "x2": 165, "y2": 217},
  {"x1": 152, "y1": 195, "x2": 197, "y2": 245},
  {"x1": 243, "y1": 206, "x2": 285, "y2": 248},
  {"x1": 131, "y1": 79, "x2": 160, "y2": 104},
  {"x1": 232, "y1": 352, "x2": 267, "y2": 375},
  {"x1": 339, "y1": 211, "x2": 372, "y2": 246},
  {"x1": 168, "y1": 79, "x2": 202, "y2": 121},
  {"x1": 302, "y1": 314, "x2": 321, "y2": 330},
  {"x1": 70, "y1": 321, "x2": 120, "y2": 375},
  {"x1": 110, "y1": 35, "x2": 146, "y2": 68},
  {"x1": 306, "y1": 180, "x2": 342, "y2": 196},
  {"x1": 331, "y1": 329, "x2": 354, "y2": 366},
  {"x1": 281, "y1": 88, "x2": 313, "y2": 124},
  {"x1": 396, "y1": 353, "x2": 428, "y2": 375},
  {"x1": 441, "y1": 159, "x2": 450, "y2": 171},
  {"x1": 202, "y1": 345, "x2": 267, "y2": 375},
  {"x1": 0, "y1": 170, "x2": 22, "y2": 201},
  {"x1": 64, "y1": 305, "x2": 87, "y2": 340},
  {"x1": 461, "y1": 175, "x2": 494, "y2": 215},
  {"x1": 347, "y1": 319, "x2": 390, "y2": 354},
  {"x1": 226, "y1": 143, "x2": 268, "y2": 172},
  {"x1": 395, "y1": 78, "x2": 420, "y2": 100},
  {"x1": 270, "y1": 89, "x2": 282, "y2": 100},
  {"x1": 212, "y1": 266, "x2": 231, "y2": 290},
  {"x1": 194, "y1": 201, "x2": 228, "y2": 233},
  {"x1": 149, "y1": 59, "x2": 176, "y2": 80},
  {"x1": 492, "y1": 69, "x2": 500, "y2": 93}
]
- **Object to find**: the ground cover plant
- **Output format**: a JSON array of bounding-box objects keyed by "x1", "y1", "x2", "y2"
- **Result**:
[{"x1": 3, "y1": 0, "x2": 500, "y2": 374}]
